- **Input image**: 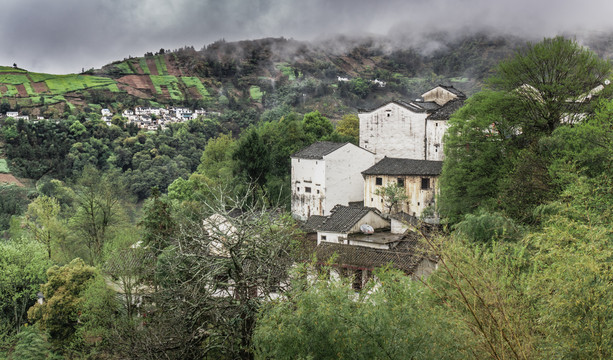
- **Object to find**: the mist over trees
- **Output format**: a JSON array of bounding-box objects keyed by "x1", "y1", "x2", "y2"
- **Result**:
[{"x1": 0, "y1": 36, "x2": 612, "y2": 359}]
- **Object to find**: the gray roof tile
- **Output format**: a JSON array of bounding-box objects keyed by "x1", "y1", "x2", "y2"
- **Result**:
[
  {"x1": 427, "y1": 98, "x2": 465, "y2": 120},
  {"x1": 318, "y1": 205, "x2": 384, "y2": 233},
  {"x1": 291, "y1": 141, "x2": 348, "y2": 159},
  {"x1": 314, "y1": 233, "x2": 427, "y2": 273},
  {"x1": 362, "y1": 157, "x2": 443, "y2": 176}
]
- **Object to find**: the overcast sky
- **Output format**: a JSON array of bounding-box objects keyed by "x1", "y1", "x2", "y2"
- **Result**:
[{"x1": 1, "y1": 0, "x2": 612, "y2": 74}]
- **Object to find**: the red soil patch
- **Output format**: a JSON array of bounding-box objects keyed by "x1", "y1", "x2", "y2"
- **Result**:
[
  {"x1": 117, "y1": 84, "x2": 151, "y2": 98},
  {"x1": 146, "y1": 58, "x2": 159, "y2": 76},
  {"x1": 117, "y1": 75, "x2": 156, "y2": 93},
  {"x1": 15, "y1": 84, "x2": 28, "y2": 97},
  {"x1": 164, "y1": 56, "x2": 184, "y2": 76},
  {"x1": 132, "y1": 61, "x2": 144, "y2": 75},
  {"x1": 187, "y1": 86, "x2": 202, "y2": 99},
  {"x1": 0, "y1": 85, "x2": 6, "y2": 94},
  {"x1": 0, "y1": 173, "x2": 25, "y2": 187},
  {"x1": 160, "y1": 85, "x2": 170, "y2": 99},
  {"x1": 32, "y1": 81, "x2": 48, "y2": 93}
]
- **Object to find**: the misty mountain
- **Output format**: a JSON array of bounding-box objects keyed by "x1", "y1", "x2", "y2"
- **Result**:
[{"x1": 1, "y1": 31, "x2": 612, "y2": 120}]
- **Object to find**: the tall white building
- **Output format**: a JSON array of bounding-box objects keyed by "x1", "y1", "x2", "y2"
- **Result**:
[
  {"x1": 291, "y1": 142, "x2": 375, "y2": 221},
  {"x1": 358, "y1": 85, "x2": 465, "y2": 161}
]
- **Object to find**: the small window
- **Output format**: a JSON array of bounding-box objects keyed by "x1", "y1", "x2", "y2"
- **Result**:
[
  {"x1": 387, "y1": 113, "x2": 391, "y2": 117},
  {"x1": 421, "y1": 178, "x2": 430, "y2": 190},
  {"x1": 321, "y1": 235, "x2": 327, "y2": 241},
  {"x1": 316, "y1": 189, "x2": 320, "y2": 194},
  {"x1": 305, "y1": 187, "x2": 311, "y2": 193},
  {"x1": 375, "y1": 177, "x2": 382, "y2": 185},
  {"x1": 297, "y1": 187, "x2": 300, "y2": 192},
  {"x1": 397, "y1": 178, "x2": 404, "y2": 187}
]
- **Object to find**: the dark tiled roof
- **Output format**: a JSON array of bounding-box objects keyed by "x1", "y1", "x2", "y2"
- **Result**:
[
  {"x1": 427, "y1": 99, "x2": 465, "y2": 120},
  {"x1": 303, "y1": 215, "x2": 327, "y2": 232},
  {"x1": 390, "y1": 212, "x2": 420, "y2": 228},
  {"x1": 291, "y1": 141, "x2": 347, "y2": 159},
  {"x1": 314, "y1": 235, "x2": 428, "y2": 273},
  {"x1": 318, "y1": 205, "x2": 383, "y2": 233},
  {"x1": 414, "y1": 101, "x2": 442, "y2": 111},
  {"x1": 362, "y1": 157, "x2": 443, "y2": 176},
  {"x1": 432, "y1": 85, "x2": 467, "y2": 99}
]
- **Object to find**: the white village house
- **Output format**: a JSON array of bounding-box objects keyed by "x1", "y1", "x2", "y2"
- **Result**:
[
  {"x1": 292, "y1": 85, "x2": 465, "y2": 223},
  {"x1": 358, "y1": 84, "x2": 465, "y2": 162},
  {"x1": 290, "y1": 142, "x2": 375, "y2": 221}
]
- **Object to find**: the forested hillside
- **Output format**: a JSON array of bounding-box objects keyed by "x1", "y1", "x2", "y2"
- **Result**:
[
  {"x1": 0, "y1": 33, "x2": 525, "y2": 120},
  {"x1": 0, "y1": 35, "x2": 611, "y2": 359}
]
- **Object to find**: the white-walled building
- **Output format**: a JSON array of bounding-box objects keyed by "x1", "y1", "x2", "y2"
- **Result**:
[
  {"x1": 316, "y1": 205, "x2": 391, "y2": 248},
  {"x1": 291, "y1": 142, "x2": 375, "y2": 221},
  {"x1": 358, "y1": 85, "x2": 465, "y2": 162}
]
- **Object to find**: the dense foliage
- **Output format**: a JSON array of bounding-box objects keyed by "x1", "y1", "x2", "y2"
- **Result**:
[{"x1": 0, "y1": 36, "x2": 611, "y2": 359}]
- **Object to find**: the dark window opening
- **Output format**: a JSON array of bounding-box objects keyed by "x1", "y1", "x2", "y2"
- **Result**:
[
  {"x1": 305, "y1": 187, "x2": 311, "y2": 193},
  {"x1": 321, "y1": 235, "x2": 327, "y2": 241},
  {"x1": 297, "y1": 187, "x2": 300, "y2": 192},
  {"x1": 317, "y1": 189, "x2": 320, "y2": 194},
  {"x1": 421, "y1": 178, "x2": 430, "y2": 190},
  {"x1": 397, "y1": 178, "x2": 404, "y2": 187},
  {"x1": 375, "y1": 177, "x2": 383, "y2": 185}
]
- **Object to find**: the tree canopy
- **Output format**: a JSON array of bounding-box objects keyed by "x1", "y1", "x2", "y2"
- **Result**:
[{"x1": 440, "y1": 36, "x2": 613, "y2": 223}]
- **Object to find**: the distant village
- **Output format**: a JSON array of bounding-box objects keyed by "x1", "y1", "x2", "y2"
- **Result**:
[{"x1": 0, "y1": 106, "x2": 219, "y2": 130}]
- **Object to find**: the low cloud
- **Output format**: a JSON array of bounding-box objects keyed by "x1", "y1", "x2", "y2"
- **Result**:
[{"x1": 1, "y1": 0, "x2": 612, "y2": 74}]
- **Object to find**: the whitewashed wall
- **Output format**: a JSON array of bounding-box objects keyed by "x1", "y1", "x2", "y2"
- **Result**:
[
  {"x1": 359, "y1": 103, "x2": 428, "y2": 161},
  {"x1": 323, "y1": 144, "x2": 375, "y2": 215},
  {"x1": 425, "y1": 120, "x2": 448, "y2": 161},
  {"x1": 291, "y1": 157, "x2": 326, "y2": 221}
]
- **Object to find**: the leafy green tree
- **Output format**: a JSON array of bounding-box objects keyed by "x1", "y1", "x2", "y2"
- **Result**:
[
  {"x1": 140, "y1": 189, "x2": 177, "y2": 255},
  {"x1": 11, "y1": 326, "x2": 60, "y2": 360},
  {"x1": 0, "y1": 238, "x2": 52, "y2": 340},
  {"x1": 233, "y1": 129, "x2": 271, "y2": 191},
  {"x1": 0, "y1": 184, "x2": 29, "y2": 232},
  {"x1": 197, "y1": 132, "x2": 237, "y2": 181},
  {"x1": 27, "y1": 259, "x2": 98, "y2": 349},
  {"x1": 302, "y1": 110, "x2": 333, "y2": 141},
  {"x1": 374, "y1": 182, "x2": 408, "y2": 214},
  {"x1": 440, "y1": 37, "x2": 612, "y2": 223},
  {"x1": 488, "y1": 36, "x2": 612, "y2": 134},
  {"x1": 70, "y1": 167, "x2": 128, "y2": 265},
  {"x1": 255, "y1": 268, "x2": 465, "y2": 360},
  {"x1": 335, "y1": 113, "x2": 359, "y2": 144},
  {"x1": 70, "y1": 273, "x2": 120, "y2": 356},
  {"x1": 24, "y1": 195, "x2": 64, "y2": 259},
  {"x1": 527, "y1": 175, "x2": 613, "y2": 359}
]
